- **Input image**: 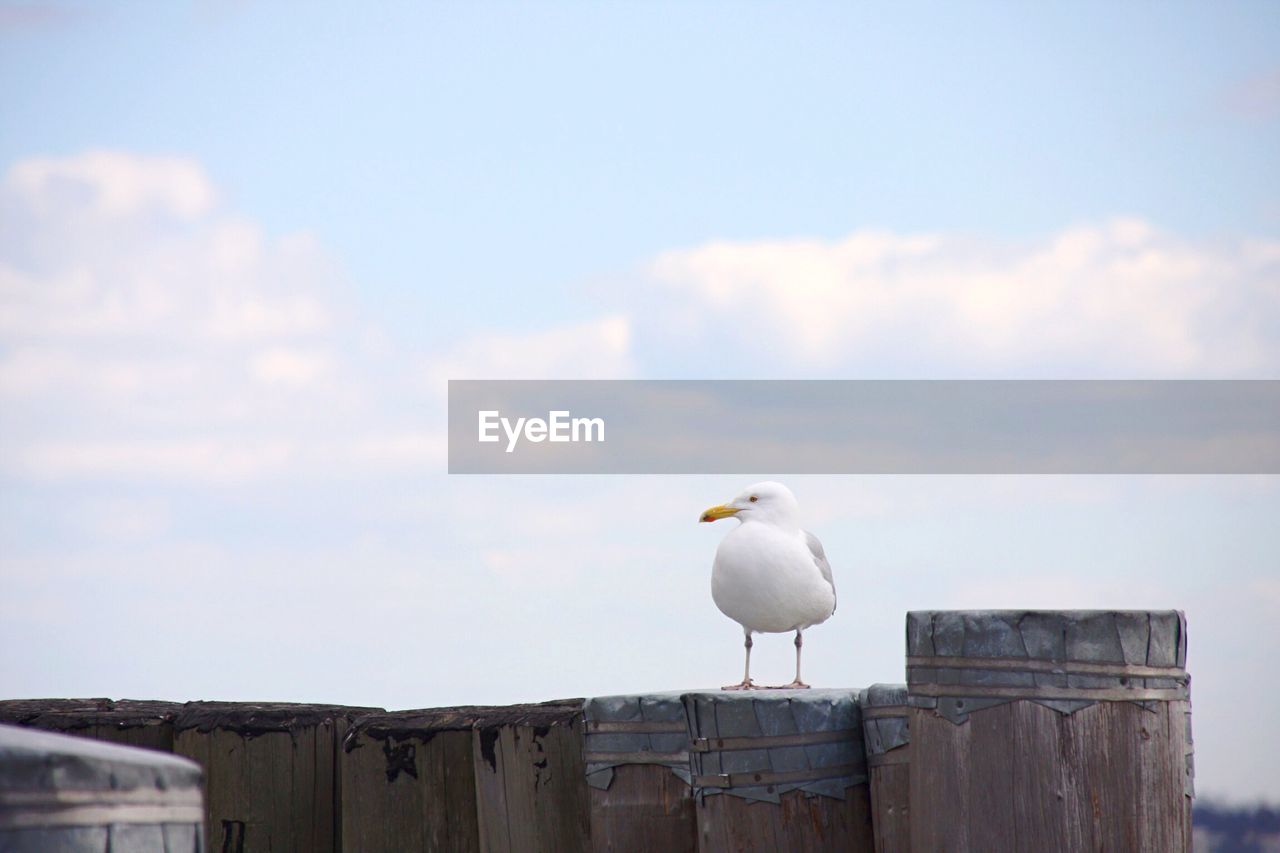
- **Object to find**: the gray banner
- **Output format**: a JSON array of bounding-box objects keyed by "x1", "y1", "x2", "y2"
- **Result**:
[{"x1": 447, "y1": 380, "x2": 1280, "y2": 474}]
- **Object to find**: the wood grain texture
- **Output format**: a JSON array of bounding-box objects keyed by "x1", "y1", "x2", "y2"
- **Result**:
[
  {"x1": 0, "y1": 699, "x2": 179, "y2": 755},
  {"x1": 174, "y1": 721, "x2": 337, "y2": 853},
  {"x1": 588, "y1": 764, "x2": 696, "y2": 853},
  {"x1": 472, "y1": 718, "x2": 591, "y2": 853},
  {"x1": 65, "y1": 721, "x2": 175, "y2": 753},
  {"x1": 695, "y1": 784, "x2": 875, "y2": 852},
  {"x1": 339, "y1": 727, "x2": 480, "y2": 852},
  {"x1": 909, "y1": 700, "x2": 1192, "y2": 852},
  {"x1": 867, "y1": 760, "x2": 909, "y2": 853},
  {"x1": 908, "y1": 707, "x2": 969, "y2": 853}
]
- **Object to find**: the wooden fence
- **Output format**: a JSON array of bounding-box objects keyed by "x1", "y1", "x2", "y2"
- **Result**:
[{"x1": 0, "y1": 610, "x2": 1193, "y2": 852}]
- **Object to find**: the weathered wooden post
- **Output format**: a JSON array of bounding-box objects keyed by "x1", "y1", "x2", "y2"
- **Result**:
[
  {"x1": 338, "y1": 706, "x2": 483, "y2": 851},
  {"x1": 339, "y1": 700, "x2": 594, "y2": 852},
  {"x1": 859, "y1": 684, "x2": 910, "y2": 853},
  {"x1": 0, "y1": 723, "x2": 204, "y2": 852},
  {"x1": 470, "y1": 700, "x2": 591, "y2": 852},
  {"x1": 583, "y1": 693, "x2": 696, "y2": 852},
  {"x1": 0, "y1": 699, "x2": 180, "y2": 753},
  {"x1": 172, "y1": 702, "x2": 365, "y2": 853},
  {"x1": 683, "y1": 689, "x2": 875, "y2": 852},
  {"x1": 906, "y1": 610, "x2": 1193, "y2": 852}
]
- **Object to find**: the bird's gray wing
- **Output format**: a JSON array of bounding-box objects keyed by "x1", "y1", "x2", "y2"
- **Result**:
[{"x1": 804, "y1": 530, "x2": 836, "y2": 613}]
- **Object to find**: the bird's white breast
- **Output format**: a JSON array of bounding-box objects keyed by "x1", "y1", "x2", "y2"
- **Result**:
[{"x1": 710, "y1": 522, "x2": 836, "y2": 634}]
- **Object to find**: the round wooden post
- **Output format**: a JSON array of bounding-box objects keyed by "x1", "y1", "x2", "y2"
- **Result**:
[
  {"x1": 859, "y1": 684, "x2": 910, "y2": 853},
  {"x1": 684, "y1": 689, "x2": 876, "y2": 852},
  {"x1": 469, "y1": 701, "x2": 591, "y2": 853},
  {"x1": 905, "y1": 610, "x2": 1193, "y2": 852},
  {"x1": 0, "y1": 723, "x2": 204, "y2": 852},
  {"x1": 339, "y1": 707, "x2": 483, "y2": 851},
  {"x1": 583, "y1": 693, "x2": 696, "y2": 853},
  {"x1": 172, "y1": 702, "x2": 364, "y2": 853},
  {"x1": 339, "y1": 700, "x2": 591, "y2": 853}
]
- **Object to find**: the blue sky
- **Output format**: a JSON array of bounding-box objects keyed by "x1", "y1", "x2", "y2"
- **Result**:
[
  {"x1": 1, "y1": 1, "x2": 1278, "y2": 802},
  {"x1": 5, "y1": 2, "x2": 1278, "y2": 341}
]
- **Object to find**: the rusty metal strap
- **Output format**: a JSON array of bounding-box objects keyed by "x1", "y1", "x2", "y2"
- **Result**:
[
  {"x1": 912, "y1": 683, "x2": 1189, "y2": 701},
  {"x1": 868, "y1": 747, "x2": 910, "y2": 768},
  {"x1": 691, "y1": 729, "x2": 855, "y2": 753},
  {"x1": 861, "y1": 705, "x2": 911, "y2": 720},
  {"x1": 583, "y1": 750, "x2": 688, "y2": 765},
  {"x1": 907, "y1": 655, "x2": 1188, "y2": 680},
  {"x1": 584, "y1": 720, "x2": 687, "y2": 734},
  {"x1": 694, "y1": 762, "x2": 864, "y2": 789}
]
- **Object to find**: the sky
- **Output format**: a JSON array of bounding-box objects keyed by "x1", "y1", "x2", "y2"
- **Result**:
[{"x1": 1, "y1": 1, "x2": 1279, "y2": 802}]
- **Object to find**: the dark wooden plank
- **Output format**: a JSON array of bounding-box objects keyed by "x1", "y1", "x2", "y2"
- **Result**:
[
  {"x1": 868, "y1": 762, "x2": 910, "y2": 853},
  {"x1": 589, "y1": 764, "x2": 696, "y2": 853},
  {"x1": 1067, "y1": 699, "x2": 1192, "y2": 852},
  {"x1": 339, "y1": 720, "x2": 480, "y2": 852},
  {"x1": 911, "y1": 699, "x2": 1192, "y2": 852},
  {"x1": 473, "y1": 724, "x2": 513, "y2": 853},
  {"x1": 439, "y1": 728, "x2": 483, "y2": 850},
  {"x1": 695, "y1": 784, "x2": 875, "y2": 852},
  {"x1": 473, "y1": 715, "x2": 591, "y2": 853},
  {"x1": 908, "y1": 707, "x2": 970, "y2": 852},
  {"x1": 1008, "y1": 699, "x2": 1085, "y2": 853},
  {"x1": 696, "y1": 789, "x2": 780, "y2": 852},
  {"x1": 0, "y1": 699, "x2": 179, "y2": 754},
  {"x1": 965, "y1": 702, "x2": 1016, "y2": 851},
  {"x1": 538, "y1": 717, "x2": 592, "y2": 851},
  {"x1": 80, "y1": 721, "x2": 174, "y2": 753},
  {"x1": 172, "y1": 702, "x2": 356, "y2": 853},
  {"x1": 1138, "y1": 700, "x2": 1192, "y2": 850}
]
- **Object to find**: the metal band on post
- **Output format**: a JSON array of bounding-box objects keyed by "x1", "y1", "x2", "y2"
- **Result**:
[{"x1": 694, "y1": 762, "x2": 865, "y2": 790}]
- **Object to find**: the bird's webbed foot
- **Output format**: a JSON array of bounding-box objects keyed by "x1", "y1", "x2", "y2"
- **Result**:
[
  {"x1": 721, "y1": 678, "x2": 759, "y2": 691},
  {"x1": 765, "y1": 680, "x2": 811, "y2": 690}
]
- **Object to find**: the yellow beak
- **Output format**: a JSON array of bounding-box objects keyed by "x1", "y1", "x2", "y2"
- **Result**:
[{"x1": 699, "y1": 504, "x2": 739, "y2": 523}]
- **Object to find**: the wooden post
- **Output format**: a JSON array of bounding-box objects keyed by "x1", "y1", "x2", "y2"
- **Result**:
[
  {"x1": 683, "y1": 689, "x2": 875, "y2": 852},
  {"x1": 338, "y1": 707, "x2": 483, "y2": 851},
  {"x1": 905, "y1": 610, "x2": 1193, "y2": 852},
  {"x1": 583, "y1": 693, "x2": 696, "y2": 853},
  {"x1": 172, "y1": 702, "x2": 368, "y2": 853},
  {"x1": 470, "y1": 701, "x2": 591, "y2": 853},
  {"x1": 859, "y1": 684, "x2": 910, "y2": 853},
  {"x1": 0, "y1": 699, "x2": 180, "y2": 754},
  {"x1": 339, "y1": 700, "x2": 590, "y2": 852}
]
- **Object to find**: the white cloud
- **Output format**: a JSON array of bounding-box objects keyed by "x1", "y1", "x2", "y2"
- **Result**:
[
  {"x1": 647, "y1": 219, "x2": 1280, "y2": 377},
  {"x1": 0, "y1": 213, "x2": 331, "y2": 344},
  {"x1": 0, "y1": 150, "x2": 636, "y2": 483},
  {"x1": 0, "y1": 151, "x2": 380, "y2": 483},
  {"x1": 4, "y1": 149, "x2": 217, "y2": 220},
  {"x1": 249, "y1": 347, "x2": 330, "y2": 386}
]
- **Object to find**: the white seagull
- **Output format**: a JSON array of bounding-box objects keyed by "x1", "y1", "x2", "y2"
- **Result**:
[{"x1": 700, "y1": 481, "x2": 837, "y2": 690}]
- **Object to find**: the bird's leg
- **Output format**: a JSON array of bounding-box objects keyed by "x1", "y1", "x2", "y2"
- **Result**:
[
  {"x1": 722, "y1": 632, "x2": 757, "y2": 690},
  {"x1": 769, "y1": 630, "x2": 811, "y2": 689}
]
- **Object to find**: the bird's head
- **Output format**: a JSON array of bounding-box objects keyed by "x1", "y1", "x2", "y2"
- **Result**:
[{"x1": 699, "y1": 481, "x2": 801, "y2": 527}]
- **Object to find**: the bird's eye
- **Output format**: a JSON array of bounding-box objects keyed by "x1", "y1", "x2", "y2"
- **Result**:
[{"x1": 749, "y1": 495, "x2": 758, "y2": 502}]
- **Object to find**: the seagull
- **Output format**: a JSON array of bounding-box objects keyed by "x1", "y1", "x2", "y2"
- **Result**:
[{"x1": 700, "y1": 481, "x2": 837, "y2": 690}]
